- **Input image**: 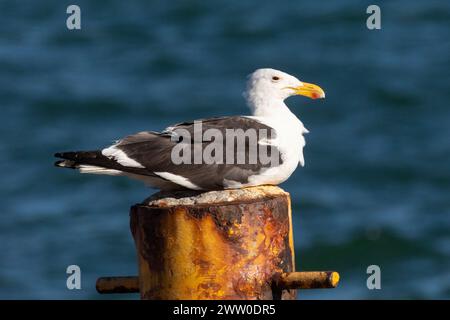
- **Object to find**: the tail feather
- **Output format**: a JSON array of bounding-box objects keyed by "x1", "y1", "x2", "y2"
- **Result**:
[
  {"x1": 54, "y1": 151, "x2": 101, "y2": 162},
  {"x1": 54, "y1": 150, "x2": 147, "y2": 177},
  {"x1": 55, "y1": 159, "x2": 78, "y2": 169},
  {"x1": 54, "y1": 150, "x2": 120, "y2": 171}
]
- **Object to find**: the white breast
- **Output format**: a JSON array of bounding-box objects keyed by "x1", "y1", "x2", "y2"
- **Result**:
[{"x1": 245, "y1": 112, "x2": 308, "y2": 186}]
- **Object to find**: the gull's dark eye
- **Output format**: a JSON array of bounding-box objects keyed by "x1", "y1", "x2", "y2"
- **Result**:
[{"x1": 272, "y1": 76, "x2": 280, "y2": 81}]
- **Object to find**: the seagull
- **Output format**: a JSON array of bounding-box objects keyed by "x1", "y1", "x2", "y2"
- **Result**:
[{"x1": 55, "y1": 68, "x2": 325, "y2": 190}]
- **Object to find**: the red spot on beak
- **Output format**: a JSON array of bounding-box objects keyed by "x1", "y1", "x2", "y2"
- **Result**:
[{"x1": 311, "y1": 92, "x2": 319, "y2": 99}]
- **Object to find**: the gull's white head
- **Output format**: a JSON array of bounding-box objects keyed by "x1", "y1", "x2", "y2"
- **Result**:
[{"x1": 244, "y1": 68, "x2": 325, "y2": 116}]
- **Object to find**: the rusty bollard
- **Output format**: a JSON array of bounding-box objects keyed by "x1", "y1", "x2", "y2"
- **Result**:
[{"x1": 96, "y1": 186, "x2": 339, "y2": 299}]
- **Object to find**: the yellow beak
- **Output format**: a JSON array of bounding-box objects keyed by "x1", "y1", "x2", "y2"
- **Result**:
[{"x1": 291, "y1": 82, "x2": 325, "y2": 99}]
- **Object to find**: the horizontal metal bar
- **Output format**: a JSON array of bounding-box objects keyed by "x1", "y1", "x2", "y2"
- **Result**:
[
  {"x1": 277, "y1": 271, "x2": 340, "y2": 290},
  {"x1": 96, "y1": 271, "x2": 339, "y2": 294},
  {"x1": 96, "y1": 276, "x2": 139, "y2": 294}
]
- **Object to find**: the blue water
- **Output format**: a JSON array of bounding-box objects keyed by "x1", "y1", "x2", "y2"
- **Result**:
[{"x1": 0, "y1": 0, "x2": 449, "y2": 299}]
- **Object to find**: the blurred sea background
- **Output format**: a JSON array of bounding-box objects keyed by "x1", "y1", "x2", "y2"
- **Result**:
[{"x1": 0, "y1": 0, "x2": 449, "y2": 299}]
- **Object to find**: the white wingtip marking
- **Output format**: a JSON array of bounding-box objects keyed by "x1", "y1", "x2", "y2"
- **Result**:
[
  {"x1": 102, "y1": 146, "x2": 145, "y2": 168},
  {"x1": 78, "y1": 165, "x2": 123, "y2": 175},
  {"x1": 57, "y1": 160, "x2": 75, "y2": 168},
  {"x1": 154, "y1": 172, "x2": 202, "y2": 190}
]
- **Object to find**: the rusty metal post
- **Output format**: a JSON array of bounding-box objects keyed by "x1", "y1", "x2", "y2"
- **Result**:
[
  {"x1": 96, "y1": 186, "x2": 340, "y2": 299},
  {"x1": 130, "y1": 186, "x2": 296, "y2": 300}
]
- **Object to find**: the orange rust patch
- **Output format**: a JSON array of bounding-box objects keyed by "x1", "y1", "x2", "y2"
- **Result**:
[{"x1": 131, "y1": 192, "x2": 296, "y2": 300}]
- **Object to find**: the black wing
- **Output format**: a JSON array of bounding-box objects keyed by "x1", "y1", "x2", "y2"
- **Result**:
[
  {"x1": 55, "y1": 116, "x2": 283, "y2": 190},
  {"x1": 114, "y1": 116, "x2": 282, "y2": 189}
]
